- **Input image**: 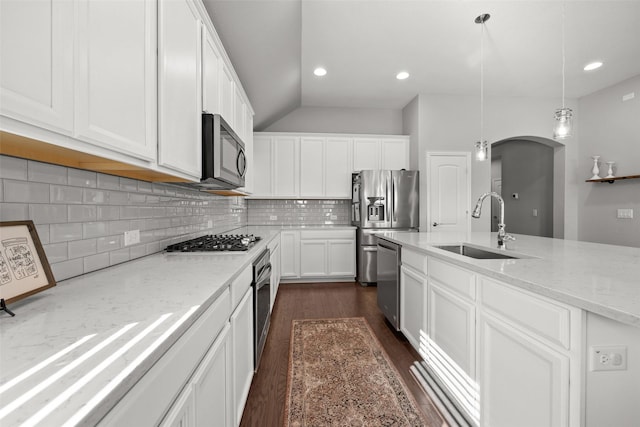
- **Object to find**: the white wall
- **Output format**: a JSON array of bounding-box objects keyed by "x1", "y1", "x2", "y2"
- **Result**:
[
  {"x1": 263, "y1": 105, "x2": 403, "y2": 134},
  {"x1": 416, "y1": 94, "x2": 579, "y2": 236},
  {"x1": 402, "y1": 95, "x2": 420, "y2": 171},
  {"x1": 577, "y1": 75, "x2": 640, "y2": 248},
  {"x1": 585, "y1": 312, "x2": 640, "y2": 426}
]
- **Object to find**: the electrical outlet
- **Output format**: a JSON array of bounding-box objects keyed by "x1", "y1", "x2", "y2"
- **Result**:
[
  {"x1": 330, "y1": 214, "x2": 338, "y2": 220},
  {"x1": 617, "y1": 208, "x2": 634, "y2": 219},
  {"x1": 269, "y1": 215, "x2": 277, "y2": 221},
  {"x1": 124, "y1": 230, "x2": 140, "y2": 246},
  {"x1": 590, "y1": 345, "x2": 627, "y2": 371}
]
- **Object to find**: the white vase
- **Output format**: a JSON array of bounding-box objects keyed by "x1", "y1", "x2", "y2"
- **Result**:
[
  {"x1": 605, "y1": 161, "x2": 615, "y2": 179},
  {"x1": 591, "y1": 156, "x2": 601, "y2": 180}
]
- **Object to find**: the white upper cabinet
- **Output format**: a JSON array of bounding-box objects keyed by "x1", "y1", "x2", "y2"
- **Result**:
[
  {"x1": 273, "y1": 136, "x2": 299, "y2": 197},
  {"x1": 75, "y1": 0, "x2": 157, "y2": 161},
  {"x1": 202, "y1": 25, "x2": 222, "y2": 115},
  {"x1": 353, "y1": 137, "x2": 409, "y2": 171},
  {"x1": 299, "y1": 136, "x2": 352, "y2": 198},
  {"x1": 158, "y1": 0, "x2": 202, "y2": 179},
  {"x1": 252, "y1": 135, "x2": 273, "y2": 196},
  {"x1": 234, "y1": 85, "x2": 245, "y2": 141},
  {"x1": 220, "y1": 62, "x2": 235, "y2": 127},
  {"x1": 299, "y1": 137, "x2": 325, "y2": 197},
  {"x1": 0, "y1": 0, "x2": 74, "y2": 135}
]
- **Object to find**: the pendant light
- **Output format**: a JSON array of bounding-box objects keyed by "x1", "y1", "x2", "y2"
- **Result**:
[
  {"x1": 553, "y1": 1, "x2": 572, "y2": 140},
  {"x1": 474, "y1": 14, "x2": 490, "y2": 161}
]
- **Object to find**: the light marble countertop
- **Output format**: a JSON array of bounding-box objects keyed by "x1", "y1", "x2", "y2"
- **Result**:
[
  {"x1": 0, "y1": 227, "x2": 281, "y2": 426},
  {"x1": 375, "y1": 231, "x2": 640, "y2": 328}
]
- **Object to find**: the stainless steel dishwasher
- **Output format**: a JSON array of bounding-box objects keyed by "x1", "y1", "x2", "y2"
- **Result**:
[{"x1": 377, "y1": 239, "x2": 401, "y2": 330}]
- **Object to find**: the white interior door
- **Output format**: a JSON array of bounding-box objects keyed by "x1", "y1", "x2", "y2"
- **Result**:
[{"x1": 427, "y1": 153, "x2": 470, "y2": 233}]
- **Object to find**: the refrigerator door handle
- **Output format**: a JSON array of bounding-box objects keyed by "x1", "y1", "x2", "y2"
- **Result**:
[{"x1": 391, "y1": 177, "x2": 396, "y2": 223}]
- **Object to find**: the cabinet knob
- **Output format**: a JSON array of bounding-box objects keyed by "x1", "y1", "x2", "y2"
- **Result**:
[{"x1": 432, "y1": 222, "x2": 438, "y2": 227}]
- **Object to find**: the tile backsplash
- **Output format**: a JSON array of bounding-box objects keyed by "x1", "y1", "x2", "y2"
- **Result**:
[
  {"x1": 248, "y1": 199, "x2": 350, "y2": 226},
  {"x1": 0, "y1": 155, "x2": 247, "y2": 281}
]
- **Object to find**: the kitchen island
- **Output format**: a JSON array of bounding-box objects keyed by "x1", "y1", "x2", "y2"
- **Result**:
[{"x1": 376, "y1": 230, "x2": 640, "y2": 427}]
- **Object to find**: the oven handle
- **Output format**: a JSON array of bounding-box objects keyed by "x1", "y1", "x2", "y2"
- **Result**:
[{"x1": 256, "y1": 263, "x2": 272, "y2": 286}]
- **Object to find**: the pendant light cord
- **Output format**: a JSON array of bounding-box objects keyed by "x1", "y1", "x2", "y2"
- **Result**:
[
  {"x1": 561, "y1": 1, "x2": 566, "y2": 109},
  {"x1": 480, "y1": 19, "x2": 485, "y2": 143}
]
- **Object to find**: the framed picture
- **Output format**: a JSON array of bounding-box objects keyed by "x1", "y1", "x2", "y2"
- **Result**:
[{"x1": 0, "y1": 220, "x2": 56, "y2": 304}]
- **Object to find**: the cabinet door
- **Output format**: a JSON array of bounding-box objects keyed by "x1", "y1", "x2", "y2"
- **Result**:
[
  {"x1": 193, "y1": 323, "x2": 232, "y2": 427},
  {"x1": 381, "y1": 138, "x2": 409, "y2": 170},
  {"x1": 400, "y1": 265, "x2": 426, "y2": 352},
  {"x1": 231, "y1": 288, "x2": 254, "y2": 426},
  {"x1": 160, "y1": 386, "x2": 195, "y2": 427},
  {"x1": 280, "y1": 231, "x2": 300, "y2": 278},
  {"x1": 202, "y1": 26, "x2": 221, "y2": 115},
  {"x1": 158, "y1": 0, "x2": 201, "y2": 178},
  {"x1": 300, "y1": 240, "x2": 327, "y2": 277},
  {"x1": 271, "y1": 243, "x2": 281, "y2": 305},
  {"x1": 327, "y1": 239, "x2": 355, "y2": 276},
  {"x1": 220, "y1": 62, "x2": 234, "y2": 126},
  {"x1": 352, "y1": 138, "x2": 380, "y2": 171},
  {"x1": 252, "y1": 135, "x2": 272, "y2": 196},
  {"x1": 299, "y1": 137, "x2": 325, "y2": 197},
  {"x1": 479, "y1": 312, "x2": 569, "y2": 427},
  {"x1": 0, "y1": 0, "x2": 73, "y2": 134},
  {"x1": 234, "y1": 88, "x2": 245, "y2": 141},
  {"x1": 273, "y1": 136, "x2": 299, "y2": 197},
  {"x1": 325, "y1": 138, "x2": 352, "y2": 197},
  {"x1": 76, "y1": 0, "x2": 156, "y2": 161},
  {"x1": 240, "y1": 111, "x2": 254, "y2": 194}
]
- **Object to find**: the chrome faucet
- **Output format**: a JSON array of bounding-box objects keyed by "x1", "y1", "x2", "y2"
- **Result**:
[{"x1": 471, "y1": 192, "x2": 515, "y2": 247}]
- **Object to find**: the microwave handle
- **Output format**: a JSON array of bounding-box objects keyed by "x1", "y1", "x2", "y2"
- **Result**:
[{"x1": 237, "y1": 149, "x2": 246, "y2": 178}]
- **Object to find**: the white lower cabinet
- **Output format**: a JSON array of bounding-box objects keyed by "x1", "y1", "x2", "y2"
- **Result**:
[
  {"x1": 269, "y1": 240, "x2": 282, "y2": 309},
  {"x1": 398, "y1": 253, "x2": 582, "y2": 427},
  {"x1": 478, "y1": 312, "x2": 569, "y2": 427},
  {"x1": 280, "y1": 230, "x2": 300, "y2": 279},
  {"x1": 297, "y1": 230, "x2": 355, "y2": 280},
  {"x1": 230, "y1": 287, "x2": 254, "y2": 426},
  {"x1": 400, "y1": 264, "x2": 426, "y2": 352}
]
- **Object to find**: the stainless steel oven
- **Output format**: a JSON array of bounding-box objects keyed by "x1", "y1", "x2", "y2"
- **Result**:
[{"x1": 253, "y1": 249, "x2": 272, "y2": 370}]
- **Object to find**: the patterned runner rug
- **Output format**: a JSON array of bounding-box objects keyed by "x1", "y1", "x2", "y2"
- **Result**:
[{"x1": 284, "y1": 317, "x2": 428, "y2": 426}]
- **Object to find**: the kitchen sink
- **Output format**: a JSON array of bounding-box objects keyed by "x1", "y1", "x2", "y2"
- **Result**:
[{"x1": 434, "y1": 244, "x2": 519, "y2": 259}]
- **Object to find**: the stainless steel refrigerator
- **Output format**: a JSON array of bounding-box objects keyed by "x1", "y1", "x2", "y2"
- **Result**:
[{"x1": 351, "y1": 170, "x2": 419, "y2": 285}]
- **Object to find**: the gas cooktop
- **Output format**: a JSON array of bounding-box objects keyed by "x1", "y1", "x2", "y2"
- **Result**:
[{"x1": 165, "y1": 234, "x2": 261, "y2": 252}]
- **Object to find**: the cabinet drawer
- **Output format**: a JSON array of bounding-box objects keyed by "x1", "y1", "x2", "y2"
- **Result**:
[
  {"x1": 230, "y1": 264, "x2": 253, "y2": 310},
  {"x1": 480, "y1": 277, "x2": 571, "y2": 349},
  {"x1": 300, "y1": 229, "x2": 354, "y2": 240},
  {"x1": 428, "y1": 257, "x2": 476, "y2": 300},
  {"x1": 402, "y1": 249, "x2": 427, "y2": 276}
]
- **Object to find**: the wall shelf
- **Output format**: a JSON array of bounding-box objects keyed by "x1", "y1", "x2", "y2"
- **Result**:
[{"x1": 585, "y1": 174, "x2": 640, "y2": 184}]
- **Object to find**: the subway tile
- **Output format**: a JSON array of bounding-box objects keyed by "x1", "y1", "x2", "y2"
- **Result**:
[
  {"x1": 28, "y1": 161, "x2": 68, "y2": 184},
  {"x1": 108, "y1": 190, "x2": 129, "y2": 205},
  {"x1": 0, "y1": 156, "x2": 28, "y2": 180},
  {"x1": 68, "y1": 168, "x2": 97, "y2": 188},
  {"x1": 83, "y1": 188, "x2": 110, "y2": 204},
  {"x1": 29, "y1": 204, "x2": 68, "y2": 224},
  {"x1": 50, "y1": 223, "x2": 83, "y2": 243},
  {"x1": 0, "y1": 179, "x2": 3, "y2": 202},
  {"x1": 129, "y1": 244, "x2": 147, "y2": 260},
  {"x1": 83, "y1": 252, "x2": 110, "y2": 272},
  {"x1": 152, "y1": 183, "x2": 167, "y2": 195},
  {"x1": 43, "y1": 242, "x2": 68, "y2": 263},
  {"x1": 35, "y1": 224, "x2": 50, "y2": 244},
  {"x1": 109, "y1": 247, "x2": 130, "y2": 266},
  {"x1": 97, "y1": 205, "x2": 120, "y2": 221},
  {"x1": 83, "y1": 221, "x2": 109, "y2": 238},
  {"x1": 119, "y1": 177, "x2": 138, "y2": 191},
  {"x1": 4, "y1": 180, "x2": 49, "y2": 203},
  {"x1": 97, "y1": 235, "x2": 122, "y2": 253},
  {"x1": 120, "y1": 206, "x2": 139, "y2": 219},
  {"x1": 68, "y1": 239, "x2": 97, "y2": 259},
  {"x1": 0, "y1": 203, "x2": 29, "y2": 221},
  {"x1": 51, "y1": 258, "x2": 84, "y2": 281},
  {"x1": 137, "y1": 181, "x2": 153, "y2": 193},
  {"x1": 108, "y1": 220, "x2": 131, "y2": 235},
  {"x1": 68, "y1": 205, "x2": 97, "y2": 222},
  {"x1": 97, "y1": 173, "x2": 120, "y2": 190},
  {"x1": 51, "y1": 185, "x2": 83, "y2": 204}
]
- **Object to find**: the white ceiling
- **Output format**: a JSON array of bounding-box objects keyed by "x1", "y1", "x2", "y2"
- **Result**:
[{"x1": 203, "y1": 0, "x2": 640, "y2": 130}]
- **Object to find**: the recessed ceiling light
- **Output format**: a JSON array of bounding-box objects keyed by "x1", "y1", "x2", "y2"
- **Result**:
[
  {"x1": 396, "y1": 71, "x2": 410, "y2": 80},
  {"x1": 314, "y1": 67, "x2": 327, "y2": 77},
  {"x1": 584, "y1": 61, "x2": 603, "y2": 71}
]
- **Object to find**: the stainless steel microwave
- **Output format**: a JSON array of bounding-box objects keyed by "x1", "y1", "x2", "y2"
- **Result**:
[{"x1": 201, "y1": 113, "x2": 246, "y2": 189}]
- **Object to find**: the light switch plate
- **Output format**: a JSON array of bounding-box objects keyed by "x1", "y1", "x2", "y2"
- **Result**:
[{"x1": 617, "y1": 209, "x2": 634, "y2": 219}]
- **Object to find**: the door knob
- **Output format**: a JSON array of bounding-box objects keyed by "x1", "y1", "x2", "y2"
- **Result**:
[{"x1": 432, "y1": 222, "x2": 438, "y2": 227}]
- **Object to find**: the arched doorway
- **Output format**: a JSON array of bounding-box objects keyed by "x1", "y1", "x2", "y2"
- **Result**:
[{"x1": 491, "y1": 136, "x2": 565, "y2": 238}]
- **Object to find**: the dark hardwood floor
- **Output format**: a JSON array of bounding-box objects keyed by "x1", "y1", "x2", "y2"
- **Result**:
[{"x1": 239, "y1": 282, "x2": 446, "y2": 427}]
